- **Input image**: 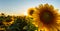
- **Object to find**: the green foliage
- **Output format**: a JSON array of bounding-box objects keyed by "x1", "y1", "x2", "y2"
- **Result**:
[
  {"x1": 7, "y1": 16, "x2": 37, "y2": 31},
  {"x1": 0, "y1": 13, "x2": 38, "y2": 31},
  {"x1": 8, "y1": 16, "x2": 27, "y2": 31}
]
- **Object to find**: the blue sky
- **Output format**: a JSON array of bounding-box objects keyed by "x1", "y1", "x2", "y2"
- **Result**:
[{"x1": 0, "y1": 0, "x2": 60, "y2": 15}]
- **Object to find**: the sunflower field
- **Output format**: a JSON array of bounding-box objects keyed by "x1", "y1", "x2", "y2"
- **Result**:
[{"x1": 0, "y1": 4, "x2": 60, "y2": 31}]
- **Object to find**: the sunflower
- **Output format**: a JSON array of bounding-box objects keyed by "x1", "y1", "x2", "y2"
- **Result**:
[
  {"x1": 3, "y1": 16, "x2": 14, "y2": 26},
  {"x1": 28, "y1": 8, "x2": 36, "y2": 16},
  {"x1": 31, "y1": 4, "x2": 60, "y2": 31}
]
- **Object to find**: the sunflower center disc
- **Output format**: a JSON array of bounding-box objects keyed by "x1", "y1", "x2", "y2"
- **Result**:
[
  {"x1": 40, "y1": 11, "x2": 54, "y2": 24},
  {"x1": 30, "y1": 10, "x2": 34, "y2": 15}
]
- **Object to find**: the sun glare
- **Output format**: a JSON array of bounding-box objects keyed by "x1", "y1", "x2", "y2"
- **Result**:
[{"x1": 24, "y1": 11, "x2": 28, "y2": 16}]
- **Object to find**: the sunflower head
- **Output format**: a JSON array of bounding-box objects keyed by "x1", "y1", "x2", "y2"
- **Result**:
[
  {"x1": 32, "y1": 4, "x2": 60, "y2": 31},
  {"x1": 3, "y1": 16, "x2": 14, "y2": 26},
  {"x1": 28, "y1": 8, "x2": 36, "y2": 16}
]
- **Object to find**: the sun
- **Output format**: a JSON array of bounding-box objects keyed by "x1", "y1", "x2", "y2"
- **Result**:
[{"x1": 29, "y1": 4, "x2": 60, "y2": 31}]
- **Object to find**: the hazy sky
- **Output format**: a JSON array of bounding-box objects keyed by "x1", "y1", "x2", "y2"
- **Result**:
[{"x1": 0, "y1": 0, "x2": 60, "y2": 15}]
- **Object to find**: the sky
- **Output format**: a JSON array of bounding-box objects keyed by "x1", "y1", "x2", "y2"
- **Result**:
[{"x1": 0, "y1": 0, "x2": 60, "y2": 16}]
